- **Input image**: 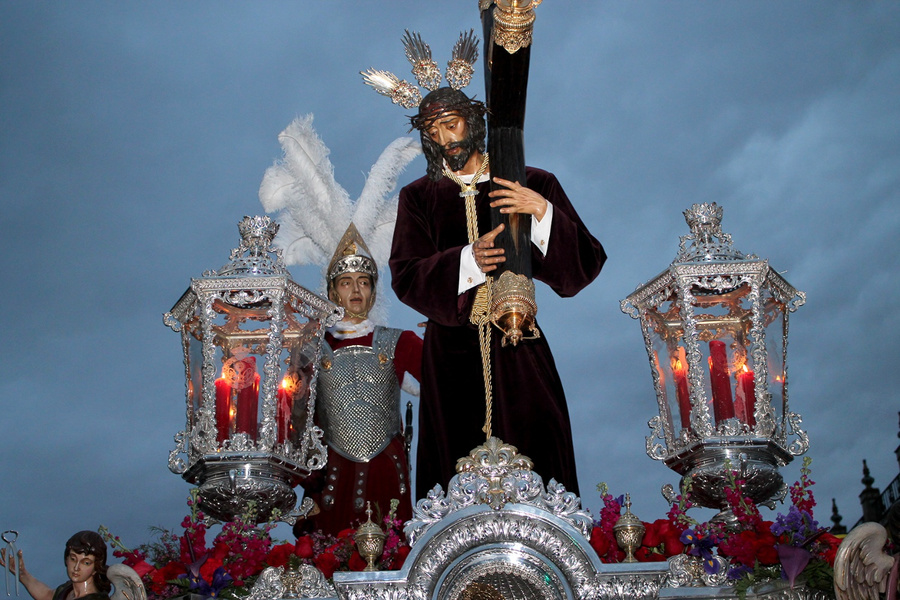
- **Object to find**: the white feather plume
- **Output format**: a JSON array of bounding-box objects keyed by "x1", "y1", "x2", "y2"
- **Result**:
[
  {"x1": 259, "y1": 115, "x2": 354, "y2": 267},
  {"x1": 354, "y1": 136, "x2": 422, "y2": 265},
  {"x1": 259, "y1": 114, "x2": 421, "y2": 324}
]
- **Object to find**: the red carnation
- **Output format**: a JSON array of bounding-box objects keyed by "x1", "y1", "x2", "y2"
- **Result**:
[
  {"x1": 818, "y1": 532, "x2": 842, "y2": 566},
  {"x1": 128, "y1": 559, "x2": 155, "y2": 579},
  {"x1": 315, "y1": 552, "x2": 339, "y2": 579},
  {"x1": 349, "y1": 551, "x2": 368, "y2": 572},
  {"x1": 199, "y1": 556, "x2": 224, "y2": 582},
  {"x1": 662, "y1": 532, "x2": 685, "y2": 557},
  {"x1": 266, "y1": 543, "x2": 296, "y2": 568},
  {"x1": 150, "y1": 562, "x2": 185, "y2": 594},
  {"x1": 589, "y1": 526, "x2": 611, "y2": 558},
  {"x1": 294, "y1": 536, "x2": 315, "y2": 559},
  {"x1": 753, "y1": 531, "x2": 779, "y2": 565},
  {"x1": 641, "y1": 520, "x2": 664, "y2": 549}
]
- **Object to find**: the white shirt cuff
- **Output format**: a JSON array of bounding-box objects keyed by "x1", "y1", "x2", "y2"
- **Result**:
[
  {"x1": 531, "y1": 201, "x2": 553, "y2": 256},
  {"x1": 458, "y1": 244, "x2": 487, "y2": 294}
]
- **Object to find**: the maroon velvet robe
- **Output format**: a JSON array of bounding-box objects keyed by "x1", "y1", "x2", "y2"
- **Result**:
[{"x1": 390, "y1": 167, "x2": 606, "y2": 499}]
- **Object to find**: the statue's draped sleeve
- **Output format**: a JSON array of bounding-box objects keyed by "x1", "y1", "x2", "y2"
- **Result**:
[{"x1": 389, "y1": 169, "x2": 606, "y2": 328}]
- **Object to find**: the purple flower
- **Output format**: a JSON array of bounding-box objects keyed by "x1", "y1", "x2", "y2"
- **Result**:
[
  {"x1": 680, "y1": 529, "x2": 698, "y2": 545},
  {"x1": 771, "y1": 506, "x2": 819, "y2": 543},
  {"x1": 777, "y1": 544, "x2": 812, "y2": 588},
  {"x1": 727, "y1": 564, "x2": 753, "y2": 581},
  {"x1": 184, "y1": 556, "x2": 233, "y2": 597},
  {"x1": 680, "y1": 528, "x2": 720, "y2": 573}
]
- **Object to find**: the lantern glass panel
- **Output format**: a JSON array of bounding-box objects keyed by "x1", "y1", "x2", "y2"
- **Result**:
[
  {"x1": 646, "y1": 297, "x2": 691, "y2": 434},
  {"x1": 274, "y1": 313, "x2": 320, "y2": 447},
  {"x1": 185, "y1": 319, "x2": 203, "y2": 430},
  {"x1": 762, "y1": 288, "x2": 787, "y2": 425},
  {"x1": 210, "y1": 301, "x2": 268, "y2": 444},
  {"x1": 691, "y1": 283, "x2": 757, "y2": 428}
]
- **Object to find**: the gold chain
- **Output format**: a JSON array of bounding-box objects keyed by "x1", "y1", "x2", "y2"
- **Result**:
[{"x1": 445, "y1": 153, "x2": 494, "y2": 441}]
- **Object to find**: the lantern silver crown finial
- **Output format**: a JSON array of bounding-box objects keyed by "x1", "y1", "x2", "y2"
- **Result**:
[
  {"x1": 676, "y1": 203, "x2": 747, "y2": 264},
  {"x1": 217, "y1": 215, "x2": 286, "y2": 277},
  {"x1": 239, "y1": 215, "x2": 279, "y2": 249}
]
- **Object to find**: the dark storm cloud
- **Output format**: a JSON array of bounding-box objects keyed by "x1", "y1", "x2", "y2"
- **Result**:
[{"x1": 1, "y1": 1, "x2": 897, "y2": 583}]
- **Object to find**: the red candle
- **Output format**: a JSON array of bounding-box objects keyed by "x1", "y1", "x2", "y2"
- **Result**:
[
  {"x1": 708, "y1": 340, "x2": 735, "y2": 423},
  {"x1": 735, "y1": 364, "x2": 756, "y2": 428},
  {"x1": 672, "y1": 347, "x2": 691, "y2": 429},
  {"x1": 214, "y1": 376, "x2": 232, "y2": 443},
  {"x1": 234, "y1": 357, "x2": 260, "y2": 441}
]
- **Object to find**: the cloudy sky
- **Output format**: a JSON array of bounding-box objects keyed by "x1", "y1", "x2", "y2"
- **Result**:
[{"x1": 2, "y1": 1, "x2": 898, "y2": 584}]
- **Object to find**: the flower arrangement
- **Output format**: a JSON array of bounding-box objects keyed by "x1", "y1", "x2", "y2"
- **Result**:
[
  {"x1": 590, "y1": 458, "x2": 841, "y2": 598},
  {"x1": 100, "y1": 491, "x2": 410, "y2": 600}
]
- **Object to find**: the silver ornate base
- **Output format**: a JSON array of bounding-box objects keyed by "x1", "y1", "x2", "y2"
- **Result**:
[
  {"x1": 242, "y1": 439, "x2": 833, "y2": 600},
  {"x1": 183, "y1": 454, "x2": 306, "y2": 522}
]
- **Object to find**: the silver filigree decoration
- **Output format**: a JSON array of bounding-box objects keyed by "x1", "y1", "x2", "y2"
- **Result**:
[
  {"x1": 167, "y1": 430, "x2": 187, "y2": 474},
  {"x1": 455, "y1": 437, "x2": 535, "y2": 509},
  {"x1": 661, "y1": 483, "x2": 677, "y2": 504},
  {"x1": 341, "y1": 584, "x2": 408, "y2": 600},
  {"x1": 248, "y1": 565, "x2": 335, "y2": 600},
  {"x1": 294, "y1": 565, "x2": 336, "y2": 598},
  {"x1": 245, "y1": 566, "x2": 285, "y2": 600},
  {"x1": 667, "y1": 553, "x2": 733, "y2": 588},
  {"x1": 676, "y1": 203, "x2": 748, "y2": 264},
  {"x1": 164, "y1": 217, "x2": 341, "y2": 524},
  {"x1": 592, "y1": 571, "x2": 667, "y2": 600},
  {"x1": 645, "y1": 415, "x2": 668, "y2": 461},
  {"x1": 405, "y1": 437, "x2": 592, "y2": 546},
  {"x1": 786, "y1": 411, "x2": 810, "y2": 455}
]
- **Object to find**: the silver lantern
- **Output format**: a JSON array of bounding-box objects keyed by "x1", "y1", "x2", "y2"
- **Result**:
[
  {"x1": 164, "y1": 216, "x2": 341, "y2": 523},
  {"x1": 621, "y1": 203, "x2": 808, "y2": 516}
]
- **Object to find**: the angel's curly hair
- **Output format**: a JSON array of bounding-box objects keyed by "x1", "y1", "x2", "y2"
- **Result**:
[{"x1": 64, "y1": 531, "x2": 111, "y2": 594}]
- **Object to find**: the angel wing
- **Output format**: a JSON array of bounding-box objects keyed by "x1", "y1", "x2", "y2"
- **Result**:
[
  {"x1": 834, "y1": 521, "x2": 899, "y2": 600},
  {"x1": 107, "y1": 564, "x2": 147, "y2": 600}
]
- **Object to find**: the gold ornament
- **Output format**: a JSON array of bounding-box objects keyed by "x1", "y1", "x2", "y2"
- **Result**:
[
  {"x1": 353, "y1": 502, "x2": 386, "y2": 572},
  {"x1": 613, "y1": 493, "x2": 646, "y2": 563}
]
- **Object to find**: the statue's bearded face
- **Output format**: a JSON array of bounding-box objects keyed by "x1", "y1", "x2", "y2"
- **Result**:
[{"x1": 425, "y1": 112, "x2": 477, "y2": 172}]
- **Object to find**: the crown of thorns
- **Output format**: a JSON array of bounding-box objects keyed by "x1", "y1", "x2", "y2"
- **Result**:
[{"x1": 361, "y1": 29, "x2": 479, "y2": 110}]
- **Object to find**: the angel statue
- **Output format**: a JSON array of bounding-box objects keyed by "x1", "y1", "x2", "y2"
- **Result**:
[
  {"x1": 834, "y1": 522, "x2": 899, "y2": 600},
  {"x1": 259, "y1": 115, "x2": 423, "y2": 536},
  {"x1": 0, "y1": 531, "x2": 145, "y2": 600}
]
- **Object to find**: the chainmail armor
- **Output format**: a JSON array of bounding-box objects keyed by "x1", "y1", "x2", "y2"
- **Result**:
[{"x1": 317, "y1": 327, "x2": 403, "y2": 461}]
